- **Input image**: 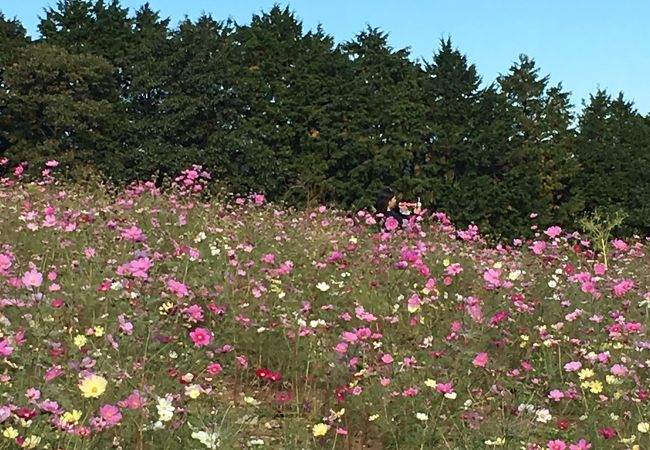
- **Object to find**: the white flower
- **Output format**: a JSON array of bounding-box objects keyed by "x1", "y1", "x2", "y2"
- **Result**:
[
  {"x1": 415, "y1": 412, "x2": 428, "y2": 421},
  {"x1": 535, "y1": 408, "x2": 552, "y2": 423},
  {"x1": 547, "y1": 279, "x2": 557, "y2": 288},
  {"x1": 192, "y1": 430, "x2": 220, "y2": 449},
  {"x1": 156, "y1": 397, "x2": 174, "y2": 422},
  {"x1": 316, "y1": 282, "x2": 330, "y2": 292}
]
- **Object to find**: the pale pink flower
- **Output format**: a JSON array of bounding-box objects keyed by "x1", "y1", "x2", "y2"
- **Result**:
[
  {"x1": 544, "y1": 226, "x2": 562, "y2": 238},
  {"x1": 564, "y1": 361, "x2": 582, "y2": 372},
  {"x1": 21, "y1": 269, "x2": 43, "y2": 288},
  {"x1": 548, "y1": 389, "x2": 564, "y2": 401}
]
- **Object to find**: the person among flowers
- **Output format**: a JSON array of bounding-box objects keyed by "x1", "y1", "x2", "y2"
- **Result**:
[{"x1": 374, "y1": 188, "x2": 421, "y2": 229}]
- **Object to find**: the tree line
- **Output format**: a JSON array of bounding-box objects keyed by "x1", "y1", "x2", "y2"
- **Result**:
[{"x1": 1, "y1": 1, "x2": 650, "y2": 239}]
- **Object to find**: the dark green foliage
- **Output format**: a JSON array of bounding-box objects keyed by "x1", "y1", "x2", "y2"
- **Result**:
[
  {"x1": 0, "y1": 12, "x2": 31, "y2": 158},
  {"x1": 575, "y1": 91, "x2": 650, "y2": 235},
  {"x1": 3, "y1": 1, "x2": 650, "y2": 240},
  {"x1": 0, "y1": 43, "x2": 126, "y2": 177}
]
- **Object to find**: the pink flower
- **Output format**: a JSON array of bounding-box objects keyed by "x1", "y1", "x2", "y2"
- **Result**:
[
  {"x1": 121, "y1": 225, "x2": 145, "y2": 242},
  {"x1": 340, "y1": 331, "x2": 358, "y2": 343},
  {"x1": 99, "y1": 404, "x2": 122, "y2": 426},
  {"x1": 118, "y1": 315, "x2": 133, "y2": 335},
  {"x1": 472, "y1": 352, "x2": 489, "y2": 368},
  {"x1": 46, "y1": 160, "x2": 59, "y2": 167},
  {"x1": 548, "y1": 389, "x2": 564, "y2": 401},
  {"x1": 0, "y1": 339, "x2": 14, "y2": 357},
  {"x1": 611, "y1": 239, "x2": 628, "y2": 251},
  {"x1": 544, "y1": 226, "x2": 562, "y2": 239},
  {"x1": 483, "y1": 268, "x2": 502, "y2": 287},
  {"x1": 207, "y1": 363, "x2": 222, "y2": 375},
  {"x1": 563, "y1": 361, "x2": 582, "y2": 372},
  {"x1": 235, "y1": 355, "x2": 248, "y2": 368},
  {"x1": 119, "y1": 390, "x2": 143, "y2": 410},
  {"x1": 531, "y1": 241, "x2": 546, "y2": 255},
  {"x1": 385, "y1": 216, "x2": 399, "y2": 231},
  {"x1": 44, "y1": 365, "x2": 64, "y2": 382},
  {"x1": 21, "y1": 269, "x2": 43, "y2": 289},
  {"x1": 435, "y1": 382, "x2": 453, "y2": 394},
  {"x1": 547, "y1": 439, "x2": 566, "y2": 450},
  {"x1": 334, "y1": 342, "x2": 348, "y2": 354},
  {"x1": 167, "y1": 279, "x2": 189, "y2": 298},
  {"x1": 381, "y1": 354, "x2": 394, "y2": 364},
  {"x1": 593, "y1": 263, "x2": 607, "y2": 275},
  {"x1": 610, "y1": 364, "x2": 628, "y2": 377},
  {"x1": 0, "y1": 253, "x2": 11, "y2": 271},
  {"x1": 189, "y1": 328, "x2": 212, "y2": 347},
  {"x1": 613, "y1": 279, "x2": 634, "y2": 297},
  {"x1": 569, "y1": 439, "x2": 592, "y2": 450}
]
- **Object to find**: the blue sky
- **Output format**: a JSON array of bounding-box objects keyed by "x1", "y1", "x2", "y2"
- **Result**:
[{"x1": 3, "y1": 0, "x2": 650, "y2": 116}]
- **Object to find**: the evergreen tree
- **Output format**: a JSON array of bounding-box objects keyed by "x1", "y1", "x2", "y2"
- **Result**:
[
  {"x1": 120, "y1": 3, "x2": 172, "y2": 177},
  {"x1": 39, "y1": 0, "x2": 132, "y2": 63},
  {"x1": 335, "y1": 27, "x2": 426, "y2": 210},
  {"x1": 0, "y1": 13, "x2": 30, "y2": 159},
  {"x1": 160, "y1": 15, "x2": 246, "y2": 180},
  {"x1": 497, "y1": 55, "x2": 579, "y2": 233},
  {"x1": 575, "y1": 90, "x2": 650, "y2": 234},
  {"x1": 0, "y1": 43, "x2": 125, "y2": 177},
  {"x1": 226, "y1": 6, "x2": 311, "y2": 199},
  {"x1": 414, "y1": 39, "x2": 483, "y2": 220}
]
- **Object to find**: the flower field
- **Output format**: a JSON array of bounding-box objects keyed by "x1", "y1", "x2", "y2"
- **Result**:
[{"x1": 0, "y1": 162, "x2": 649, "y2": 450}]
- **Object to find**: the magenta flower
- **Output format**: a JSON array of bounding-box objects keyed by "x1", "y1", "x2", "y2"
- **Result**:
[
  {"x1": 99, "y1": 404, "x2": 122, "y2": 426},
  {"x1": 547, "y1": 439, "x2": 566, "y2": 450},
  {"x1": 189, "y1": 328, "x2": 212, "y2": 347},
  {"x1": 168, "y1": 279, "x2": 189, "y2": 298},
  {"x1": 207, "y1": 363, "x2": 223, "y2": 375},
  {"x1": 0, "y1": 339, "x2": 13, "y2": 357}
]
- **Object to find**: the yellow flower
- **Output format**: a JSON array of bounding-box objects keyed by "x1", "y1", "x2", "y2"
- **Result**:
[
  {"x1": 312, "y1": 423, "x2": 329, "y2": 437},
  {"x1": 61, "y1": 410, "x2": 82, "y2": 425},
  {"x1": 589, "y1": 380, "x2": 603, "y2": 394},
  {"x1": 606, "y1": 375, "x2": 621, "y2": 385},
  {"x1": 244, "y1": 396, "x2": 260, "y2": 406},
  {"x1": 578, "y1": 368, "x2": 594, "y2": 380},
  {"x1": 638, "y1": 422, "x2": 650, "y2": 433},
  {"x1": 93, "y1": 326, "x2": 105, "y2": 337},
  {"x1": 159, "y1": 301, "x2": 174, "y2": 315},
  {"x1": 187, "y1": 385, "x2": 201, "y2": 399},
  {"x1": 79, "y1": 374, "x2": 107, "y2": 398},
  {"x1": 3, "y1": 427, "x2": 18, "y2": 439},
  {"x1": 74, "y1": 334, "x2": 87, "y2": 348},
  {"x1": 368, "y1": 414, "x2": 379, "y2": 422},
  {"x1": 21, "y1": 436, "x2": 41, "y2": 449},
  {"x1": 424, "y1": 379, "x2": 437, "y2": 388}
]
